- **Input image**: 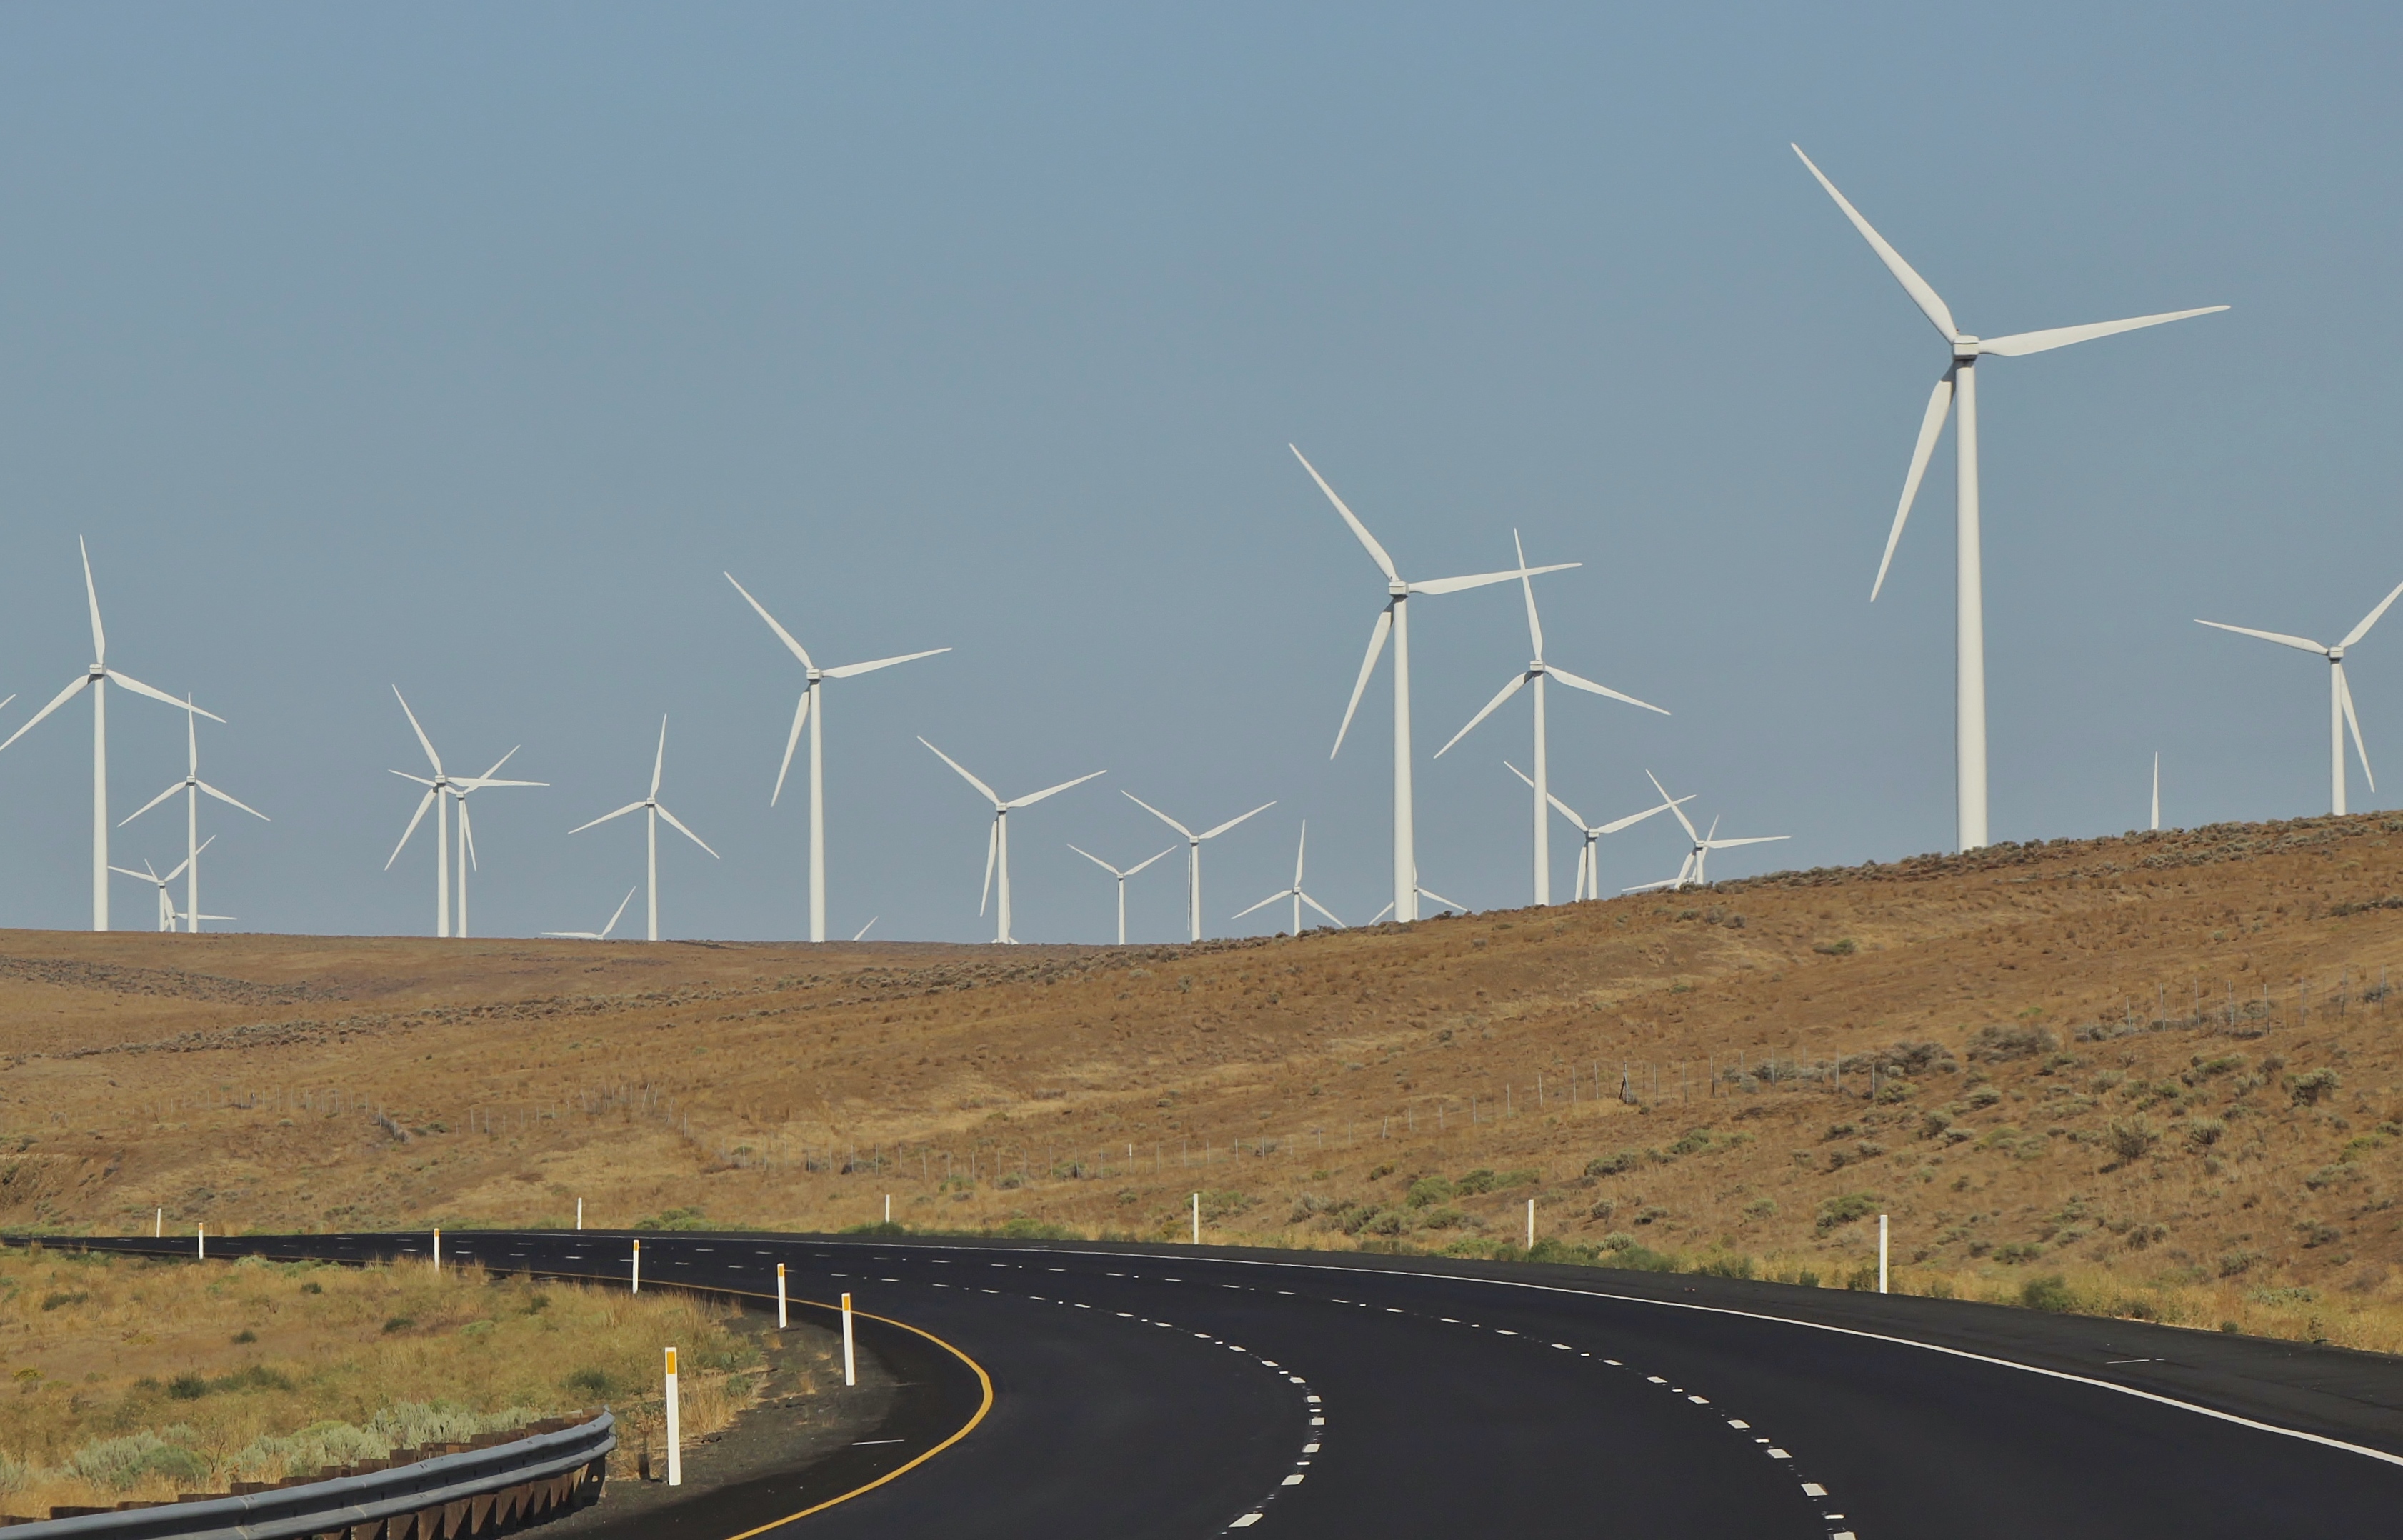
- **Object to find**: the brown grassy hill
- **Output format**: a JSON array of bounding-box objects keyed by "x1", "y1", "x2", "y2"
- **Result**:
[{"x1": 7, "y1": 813, "x2": 2403, "y2": 1347}]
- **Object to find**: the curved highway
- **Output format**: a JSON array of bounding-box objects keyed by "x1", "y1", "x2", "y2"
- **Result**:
[{"x1": 61, "y1": 1230, "x2": 2403, "y2": 1538}]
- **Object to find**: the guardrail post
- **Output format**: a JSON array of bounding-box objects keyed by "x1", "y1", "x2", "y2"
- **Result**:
[
  {"x1": 841, "y1": 1291, "x2": 856, "y2": 1387},
  {"x1": 776, "y1": 1262, "x2": 788, "y2": 1329},
  {"x1": 631, "y1": 1237, "x2": 641, "y2": 1294},
  {"x1": 664, "y1": 1347, "x2": 681, "y2": 1486}
]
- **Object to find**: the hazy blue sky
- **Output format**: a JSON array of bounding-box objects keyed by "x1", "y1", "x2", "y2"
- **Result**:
[{"x1": 0, "y1": 4, "x2": 2394, "y2": 944}]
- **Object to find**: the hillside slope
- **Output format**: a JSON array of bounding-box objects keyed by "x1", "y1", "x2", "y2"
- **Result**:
[{"x1": 6, "y1": 814, "x2": 2403, "y2": 1345}]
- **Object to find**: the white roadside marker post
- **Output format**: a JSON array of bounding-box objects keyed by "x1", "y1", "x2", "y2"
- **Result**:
[
  {"x1": 576, "y1": 1197, "x2": 583, "y2": 1231},
  {"x1": 433, "y1": 1227, "x2": 441, "y2": 1274},
  {"x1": 1191, "y1": 1191, "x2": 1201, "y2": 1244},
  {"x1": 776, "y1": 1262, "x2": 788, "y2": 1329},
  {"x1": 663, "y1": 1346, "x2": 681, "y2": 1486},
  {"x1": 196, "y1": 1222, "x2": 205, "y2": 1261},
  {"x1": 884, "y1": 1194, "x2": 891, "y2": 1224},
  {"x1": 1878, "y1": 1214, "x2": 1889, "y2": 1294},
  {"x1": 1527, "y1": 1198, "x2": 1536, "y2": 1251},
  {"x1": 631, "y1": 1238, "x2": 641, "y2": 1294},
  {"x1": 841, "y1": 1291, "x2": 856, "y2": 1387},
  {"x1": 154, "y1": 1208, "x2": 161, "y2": 1239}
]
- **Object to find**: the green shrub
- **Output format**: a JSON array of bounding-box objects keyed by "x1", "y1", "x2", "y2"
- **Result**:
[
  {"x1": 166, "y1": 1373, "x2": 209, "y2": 1401},
  {"x1": 1813, "y1": 939, "x2": 1856, "y2": 956},
  {"x1": 1816, "y1": 1192, "x2": 1879, "y2": 1231},
  {"x1": 1694, "y1": 1253, "x2": 1755, "y2": 1279},
  {"x1": 632, "y1": 1206, "x2": 716, "y2": 1231},
  {"x1": 1405, "y1": 1177, "x2": 1454, "y2": 1209},
  {"x1": 1967, "y1": 1024, "x2": 2058, "y2": 1062},
  {"x1": 1452, "y1": 1169, "x2": 1498, "y2": 1195},
  {"x1": 39, "y1": 1291, "x2": 87, "y2": 1311},
  {"x1": 2021, "y1": 1274, "x2": 2075, "y2": 1312},
  {"x1": 563, "y1": 1366, "x2": 613, "y2": 1398},
  {"x1": 1417, "y1": 1206, "x2": 1469, "y2": 1231},
  {"x1": 1962, "y1": 1084, "x2": 2003, "y2": 1109},
  {"x1": 69, "y1": 1433, "x2": 209, "y2": 1492},
  {"x1": 2106, "y1": 1116, "x2": 2159, "y2": 1162},
  {"x1": 2287, "y1": 1069, "x2": 2342, "y2": 1107},
  {"x1": 2185, "y1": 1116, "x2": 2226, "y2": 1150},
  {"x1": 1584, "y1": 1150, "x2": 1646, "y2": 1177},
  {"x1": 1841, "y1": 1264, "x2": 1879, "y2": 1291},
  {"x1": 1742, "y1": 1196, "x2": 1777, "y2": 1219}
]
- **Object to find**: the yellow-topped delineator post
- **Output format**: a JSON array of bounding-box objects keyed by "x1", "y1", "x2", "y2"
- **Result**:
[{"x1": 664, "y1": 1346, "x2": 681, "y2": 1486}]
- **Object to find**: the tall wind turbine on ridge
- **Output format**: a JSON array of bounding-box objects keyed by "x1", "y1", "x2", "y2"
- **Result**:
[
  {"x1": 109, "y1": 838, "x2": 211, "y2": 933},
  {"x1": 1234, "y1": 821, "x2": 1345, "y2": 935},
  {"x1": 920, "y1": 739, "x2": 1103, "y2": 944},
  {"x1": 385, "y1": 690, "x2": 542, "y2": 938},
  {"x1": 0, "y1": 539, "x2": 218, "y2": 931},
  {"x1": 1068, "y1": 843, "x2": 1174, "y2": 945},
  {"x1": 1122, "y1": 792, "x2": 1274, "y2": 943},
  {"x1": 1293, "y1": 446, "x2": 1574, "y2": 922},
  {"x1": 725, "y1": 573, "x2": 948, "y2": 942},
  {"x1": 447, "y1": 749, "x2": 546, "y2": 938},
  {"x1": 1437, "y1": 531, "x2": 1667, "y2": 904},
  {"x1": 1505, "y1": 762, "x2": 1687, "y2": 901},
  {"x1": 569, "y1": 717, "x2": 719, "y2": 942},
  {"x1": 121, "y1": 696, "x2": 266, "y2": 933},
  {"x1": 1625, "y1": 771, "x2": 1789, "y2": 892},
  {"x1": 2196, "y1": 574, "x2": 2403, "y2": 816},
  {"x1": 1792, "y1": 144, "x2": 2227, "y2": 851}
]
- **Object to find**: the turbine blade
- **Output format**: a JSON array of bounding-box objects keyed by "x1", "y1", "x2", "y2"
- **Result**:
[
  {"x1": 852, "y1": 917, "x2": 878, "y2": 941},
  {"x1": 772, "y1": 689, "x2": 809, "y2": 806},
  {"x1": 1434, "y1": 673, "x2": 1528, "y2": 759},
  {"x1": 106, "y1": 671, "x2": 221, "y2": 720},
  {"x1": 1874, "y1": 370, "x2": 1955, "y2": 601},
  {"x1": 1198, "y1": 800, "x2": 1275, "y2": 841},
  {"x1": 724, "y1": 572, "x2": 815, "y2": 668},
  {"x1": 1704, "y1": 834, "x2": 1792, "y2": 849},
  {"x1": 824, "y1": 647, "x2": 949, "y2": 679},
  {"x1": 391, "y1": 686, "x2": 442, "y2": 774},
  {"x1": 1545, "y1": 666, "x2": 1669, "y2": 716},
  {"x1": 604, "y1": 886, "x2": 637, "y2": 936},
  {"x1": 1299, "y1": 892, "x2": 1346, "y2": 929},
  {"x1": 2194, "y1": 619, "x2": 2329, "y2": 655},
  {"x1": 543, "y1": 931, "x2": 601, "y2": 940},
  {"x1": 1547, "y1": 791, "x2": 1591, "y2": 829},
  {"x1": 1789, "y1": 144, "x2": 1959, "y2": 341},
  {"x1": 1598, "y1": 794, "x2": 1693, "y2": 835},
  {"x1": 1416, "y1": 885, "x2": 1464, "y2": 913},
  {"x1": 1124, "y1": 845, "x2": 1178, "y2": 876},
  {"x1": 1121, "y1": 791, "x2": 1195, "y2": 839},
  {"x1": 1369, "y1": 902, "x2": 1395, "y2": 924},
  {"x1": 196, "y1": 781, "x2": 269, "y2": 821},
  {"x1": 119, "y1": 781, "x2": 185, "y2": 825},
  {"x1": 390, "y1": 770, "x2": 437, "y2": 786},
  {"x1": 2342, "y1": 575, "x2": 2403, "y2": 649},
  {"x1": 980, "y1": 819, "x2": 998, "y2": 915},
  {"x1": 654, "y1": 802, "x2": 719, "y2": 857},
  {"x1": 460, "y1": 798, "x2": 479, "y2": 871},
  {"x1": 2340, "y1": 664, "x2": 2374, "y2": 792},
  {"x1": 1068, "y1": 843, "x2": 1119, "y2": 876},
  {"x1": 1646, "y1": 769, "x2": 1703, "y2": 843},
  {"x1": 1332, "y1": 606, "x2": 1393, "y2": 758},
  {"x1": 1410, "y1": 561, "x2": 1577, "y2": 596},
  {"x1": 454, "y1": 777, "x2": 544, "y2": 791},
  {"x1": 1293, "y1": 821, "x2": 1307, "y2": 886},
  {"x1": 80, "y1": 536, "x2": 106, "y2": 663},
  {"x1": 1290, "y1": 445, "x2": 1399, "y2": 581},
  {"x1": 1504, "y1": 759, "x2": 1533, "y2": 787},
  {"x1": 1514, "y1": 530, "x2": 1544, "y2": 659},
  {"x1": 1976, "y1": 306, "x2": 2229, "y2": 358},
  {"x1": 1232, "y1": 890, "x2": 1288, "y2": 920},
  {"x1": 1010, "y1": 769, "x2": 1106, "y2": 809},
  {"x1": 650, "y1": 716, "x2": 668, "y2": 798},
  {"x1": 568, "y1": 801, "x2": 647, "y2": 834},
  {"x1": 0, "y1": 676, "x2": 91, "y2": 756},
  {"x1": 919, "y1": 737, "x2": 1002, "y2": 805},
  {"x1": 386, "y1": 789, "x2": 439, "y2": 869},
  {"x1": 473, "y1": 746, "x2": 521, "y2": 781}
]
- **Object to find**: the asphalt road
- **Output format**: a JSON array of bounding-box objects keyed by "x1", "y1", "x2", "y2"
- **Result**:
[{"x1": 59, "y1": 1229, "x2": 2403, "y2": 1538}]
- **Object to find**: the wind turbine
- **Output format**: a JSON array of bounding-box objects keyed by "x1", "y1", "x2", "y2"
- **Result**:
[
  {"x1": 725, "y1": 573, "x2": 948, "y2": 942},
  {"x1": 1624, "y1": 771, "x2": 1789, "y2": 891},
  {"x1": 1121, "y1": 793, "x2": 1275, "y2": 942},
  {"x1": 0, "y1": 539, "x2": 219, "y2": 930},
  {"x1": 919, "y1": 739, "x2": 1103, "y2": 944},
  {"x1": 1792, "y1": 144, "x2": 2227, "y2": 852},
  {"x1": 447, "y1": 751, "x2": 546, "y2": 938},
  {"x1": 1234, "y1": 821, "x2": 1344, "y2": 935},
  {"x1": 1068, "y1": 843, "x2": 1176, "y2": 945},
  {"x1": 120, "y1": 697, "x2": 266, "y2": 934},
  {"x1": 109, "y1": 838, "x2": 210, "y2": 932},
  {"x1": 569, "y1": 717, "x2": 719, "y2": 941},
  {"x1": 2196, "y1": 577, "x2": 2403, "y2": 816},
  {"x1": 1437, "y1": 531, "x2": 1667, "y2": 904},
  {"x1": 1293, "y1": 446, "x2": 1575, "y2": 923},
  {"x1": 1504, "y1": 762, "x2": 1688, "y2": 901},
  {"x1": 544, "y1": 886, "x2": 637, "y2": 941}
]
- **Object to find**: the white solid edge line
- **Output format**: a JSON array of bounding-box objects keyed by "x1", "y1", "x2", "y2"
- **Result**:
[{"x1": 844, "y1": 1240, "x2": 2403, "y2": 1471}]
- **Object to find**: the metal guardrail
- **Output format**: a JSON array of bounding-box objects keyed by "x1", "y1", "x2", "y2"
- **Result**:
[{"x1": 3, "y1": 1410, "x2": 614, "y2": 1539}]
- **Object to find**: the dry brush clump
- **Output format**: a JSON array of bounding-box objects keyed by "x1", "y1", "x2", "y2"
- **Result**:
[{"x1": 0, "y1": 1246, "x2": 764, "y2": 1519}]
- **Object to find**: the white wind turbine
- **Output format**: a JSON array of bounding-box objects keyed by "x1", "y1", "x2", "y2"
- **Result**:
[
  {"x1": 725, "y1": 574, "x2": 949, "y2": 943},
  {"x1": 2196, "y1": 575, "x2": 2403, "y2": 816},
  {"x1": 1504, "y1": 762, "x2": 1688, "y2": 901},
  {"x1": 1624, "y1": 771, "x2": 1789, "y2": 892},
  {"x1": 1067, "y1": 844, "x2": 1176, "y2": 945},
  {"x1": 0, "y1": 539, "x2": 218, "y2": 930},
  {"x1": 1234, "y1": 821, "x2": 1344, "y2": 935},
  {"x1": 1293, "y1": 446, "x2": 1575, "y2": 924},
  {"x1": 109, "y1": 837, "x2": 211, "y2": 933},
  {"x1": 544, "y1": 886, "x2": 637, "y2": 941},
  {"x1": 569, "y1": 718, "x2": 719, "y2": 942},
  {"x1": 385, "y1": 690, "x2": 544, "y2": 938},
  {"x1": 1369, "y1": 869, "x2": 1464, "y2": 925},
  {"x1": 446, "y1": 751, "x2": 546, "y2": 939},
  {"x1": 120, "y1": 698, "x2": 266, "y2": 934},
  {"x1": 919, "y1": 739, "x2": 1104, "y2": 945},
  {"x1": 1121, "y1": 793, "x2": 1275, "y2": 943},
  {"x1": 1793, "y1": 144, "x2": 2227, "y2": 852},
  {"x1": 1437, "y1": 531, "x2": 1667, "y2": 904}
]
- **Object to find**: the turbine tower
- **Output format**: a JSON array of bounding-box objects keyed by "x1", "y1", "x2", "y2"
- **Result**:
[
  {"x1": 569, "y1": 717, "x2": 719, "y2": 941},
  {"x1": 446, "y1": 750, "x2": 545, "y2": 939},
  {"x1": 725, "y1": 573, "x2": 948, "y2": 942},
  {"x1": 1793, "y1": 144, "x2": 2227, "y2": 851},
  {"x1": 1505, "y1": 762, "x2": 1687, "y2": 900},
  {"x1": 1624, "y1": 771, "x2": 1789, "y2": 891},
  {"x1": 1234, "y1": 821, "x2": 1345, "y2": 935},
  {"x1": 1437, "y1": 532, "x2": 1666, "y2": 904},
  {"x1": 1121, "y1": 792, "x2": 1274, "y2": 943},
  {"x1": 2196, "y1": 574, "x2": 2403, "y2": 815},
  {"x1": 119, "y1": 697, "x2": 267, "y2": 934},
  {"x1": 1068, "y1": 843, "x2": 1175, "y2": 945},
  {"x1": 919, "y1": 739, "x2": 1102, "y2": 944},
  {"x1": 0, "y1": 539, "x2": 218, "y2": 930},
  {"x1": 1293, "y1": 446, "x2": 1573, "y2": 922}
]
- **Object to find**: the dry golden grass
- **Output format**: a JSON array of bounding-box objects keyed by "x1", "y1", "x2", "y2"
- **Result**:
[
  {"x1": 0, "y1": 1246, "x2": 761, "y2": 1517},
  {"x1": 5, "y1": 813, "x2": 2403, "y2": 1352}
]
